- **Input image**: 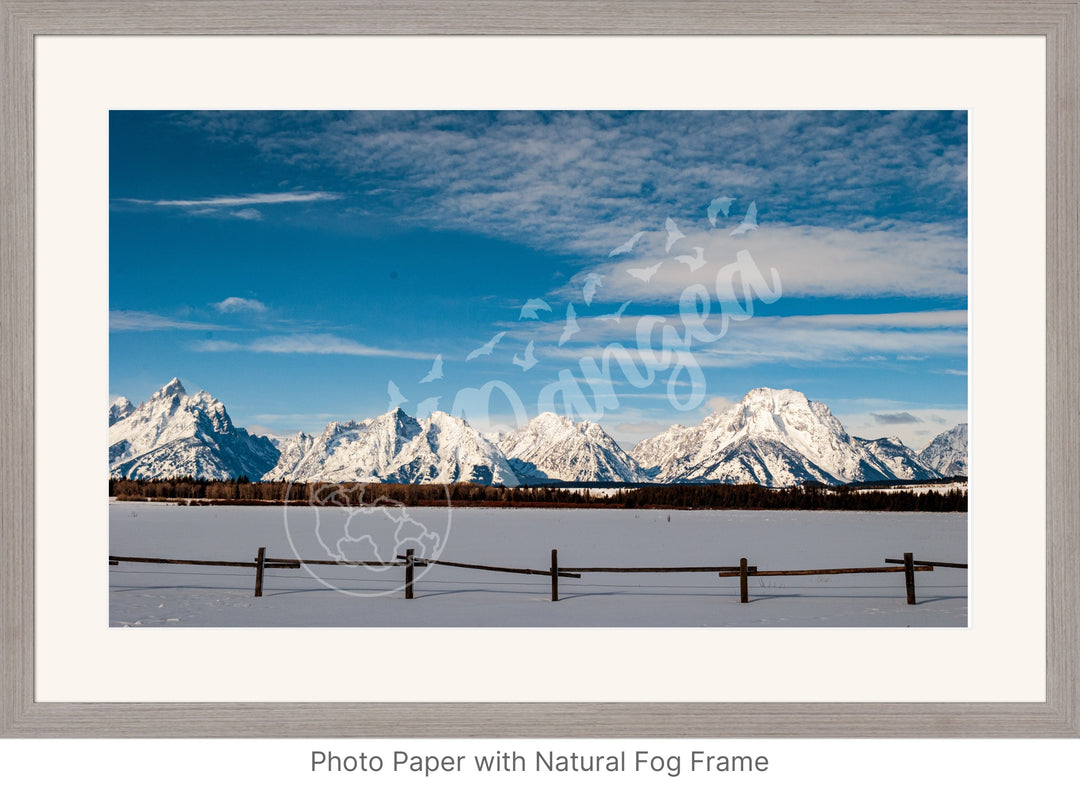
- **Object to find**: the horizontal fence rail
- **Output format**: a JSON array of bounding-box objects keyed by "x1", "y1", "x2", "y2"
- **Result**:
[
  {"x1": 109, "y1": 547, "x2": 302, "y2": 597},
  {"x1": 885, "y1": 557, "x2": 968, "y2": 569},
  {"x1": 716, "y1": 565, "x2": 932, "y2": 577},
  {"x1": 559, "y1": 565, "x2": 756, "y2": 573},
  {"x1": 266, "y1": 557, "x2": 425, "y2": 567},
  {"x1": 409, "y1": 555, "x2": 581, "y2": 579},
  {"x1": 110, "y1": 547, "x2": 965, "y2": 605},
  {"x1": 109, "y1": 554, "x2": 299, "y2": 569}
]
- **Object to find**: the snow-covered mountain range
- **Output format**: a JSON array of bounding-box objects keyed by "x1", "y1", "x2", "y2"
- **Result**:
[
  {"x1": 262, "y1": 408, "x2": 519, "y2": 486},
  {"x1": 108, "y1": 378, "x2": 280, "y2": 481},
  {"x1": 109, "y1": 380, "x2": 967, "y2": 486},
  {"x1": 631, "y1": 387, "x2": 941, "y2": 487}
]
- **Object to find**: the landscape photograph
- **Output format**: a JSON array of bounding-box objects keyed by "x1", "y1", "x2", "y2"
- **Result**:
[{"x1": 109, "y1": 110, "x2": 969, "y2": 627}]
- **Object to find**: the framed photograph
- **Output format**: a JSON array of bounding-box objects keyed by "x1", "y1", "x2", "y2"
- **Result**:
[{"x1": 2, "y1": 1, "x2": 1077, "y2": 738}]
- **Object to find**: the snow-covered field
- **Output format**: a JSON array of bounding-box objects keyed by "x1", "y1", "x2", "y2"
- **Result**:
[{"x1": 110, "y1": 502, "x2": 967, "y2": 627}]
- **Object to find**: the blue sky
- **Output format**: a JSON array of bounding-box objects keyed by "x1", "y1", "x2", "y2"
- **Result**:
[{"x1": 110, "y1": 110, "x2": 967, "y2": 450}]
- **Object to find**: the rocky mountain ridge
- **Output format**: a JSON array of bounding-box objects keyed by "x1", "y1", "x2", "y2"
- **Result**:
[{"x1": 109, "y1": 380, "x2": 967, "y2": 486}]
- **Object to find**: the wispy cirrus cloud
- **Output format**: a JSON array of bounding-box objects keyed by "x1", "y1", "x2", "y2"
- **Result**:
[
  {"x1": 768, "y1": 311, "x2": 967, "y2": 328},
  {"x1": 123, "y1": 190, "x2": 342, "y2": 208},
  {"x1": 522, "y1": 308, "x2": 966, "y2": 367},
  {"x1": 179, "y1": 111, "x2": 966, "y2": 253},
  {"x1": 689, "y1": 327, "x2": 966, "y2": 367},
  {"x1": 118, "y1": 190, "x2": 342, "y2": 221},
  {"x1": 191, "y1": 333, "x2": 432, "y2": 360},
  {"x1": 109, "y1": 310, "x2": 234, "y2": 332}
]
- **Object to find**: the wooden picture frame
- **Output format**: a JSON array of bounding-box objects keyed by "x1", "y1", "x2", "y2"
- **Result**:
[{"x1": 2, "y1": 0, "x2": 1076, "y2": 738}]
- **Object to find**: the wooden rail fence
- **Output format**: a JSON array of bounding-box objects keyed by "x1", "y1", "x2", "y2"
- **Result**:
[
  {"x1": 717, "y1": 552, "x2": 935, "y2": 604},
  {"x1": 110, "y1": 548, "x2": 962, "y2": 605},
  {"x1": 109, "y1": 548, "x2": 301, "y2": 598}
]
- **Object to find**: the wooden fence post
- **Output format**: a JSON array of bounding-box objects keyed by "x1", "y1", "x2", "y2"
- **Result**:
[
  {"x1": 551, "y1": 549, "x2": 559, "y2": 602},
  {"x1": 254, "y1": 546, "x2": 266, "y2": 597},
  {"x1": 904, "y1": 552, "x2": 916, "y2": 605},
  {"x1": 739, "y1": 558, "x2": 749, "y2": 604},
  {"x1": 405, "y1": 548, "x2": 415, "y2": 600}
]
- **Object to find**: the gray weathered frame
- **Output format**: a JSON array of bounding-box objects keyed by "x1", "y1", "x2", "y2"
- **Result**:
[{"x1": 2, "y1": 0, "x2": 1076, "y2": 738}]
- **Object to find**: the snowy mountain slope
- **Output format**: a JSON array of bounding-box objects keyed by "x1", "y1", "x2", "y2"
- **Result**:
[
  {"x1": 263, "y1": 408, "x2": 519, "y2": 486},
  {"x1": 108, "y1": 396, "x2": 135, "y2": 426},
  {"x1": 389, "y1": 411, "x2": 521, "y2": 485},
  {"x1": 917, "y1": 423, "x2": 968, "y2": 477},
  {"x1": 108, "y1": 378, "x2": 279, "y2": 480},
  {"x1": 497, "y1": 412, "x2": 647, "y2": 483},
  {"x1": 855, "y1": 436, "x2": 941, "y2": 481},
  {"x1": 263, "y1": 410, "x2": 420, "y2": 483},
  {"x1": 632, "y1": 387, "x2": 944, "y2": 486},
  {"x1": 663, "y1": 436, "x2": 839, "y2": 487},
  {"x1": 262, "y1": 431, "x2": 316, "y2": 475}
]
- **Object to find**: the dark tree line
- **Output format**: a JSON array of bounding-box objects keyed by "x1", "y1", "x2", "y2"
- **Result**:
[
  {"x1": 615, "y1": 482, "x2": 966, "y2": 511},
  {"x1": 110, "y1": 477, "x2": 966, "y2": 512}
]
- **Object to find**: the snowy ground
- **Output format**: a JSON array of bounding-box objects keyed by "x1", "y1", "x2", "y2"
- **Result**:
[{"x1": 109, "y1": 502, "x2": 967, "y2": 627}]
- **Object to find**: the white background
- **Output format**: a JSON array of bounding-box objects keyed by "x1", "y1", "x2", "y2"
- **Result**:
[{"x1": 15, "y1": 34, "x2": 1066, "y2": 791}]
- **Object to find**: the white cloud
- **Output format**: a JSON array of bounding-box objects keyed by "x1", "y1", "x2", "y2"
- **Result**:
[
  {"x1": 188, "y1": 332, "x2": 435, "y2": 360},
  {"x1": 246, "y1": 334, "x2": 432, "y2": 360},
  {"x1": 691, "y1": 327, "x2": 967, "y2": 367},
  {"x1": 178, "y1": 111, "x2": 966, "y2": 258},
  {"x1": 533, "y1": 309, "x2": 966, "y2": 367},
  {"x1": 109, "y1": 310, "x2": 233, "y2": 332},
  {"x1": 213, "y1": 297, "x2": 268, "y2": 313},
  {"x1": 565, "y1": 223, "x2": 966, "y2": 305},
  {"x1": 706, "y1": 395, "x2": 737, "y2": 414},
  {"x1": 125, "y1": 190, "x2": 342, "y2": 208},
  {"x1": 118, "y1": 190, "x2": 341, "y2": 222},
  {"x1": 769, "y1": 310, "x2": 967, "y2": 328}
]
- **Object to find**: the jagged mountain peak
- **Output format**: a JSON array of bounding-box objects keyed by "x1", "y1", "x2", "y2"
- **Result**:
[
  {"x1": 264, "y1": 406, "x2": 518, "y2": 485},
  {"x1": 109, "y1": 378, "x2": 278, "y2": 481},
  {"x1": 498, "y1": 412, "x2": 645, "y2": 483},
  {"x1": 741, "y1": 385, "x2": 809, "y2": 406},
  {"x1": 373, "y1": 406, "x2": 422, "y2": 429},
  {"x1": 108, "y1": 396, "x2": 135, "y2": 426},
  {"x1": 917, "y1": 422, "x2": 968, "y2": 477},
  {"x1": 425, "y1": 409, "x2": 460, "y2": 424},
  {"x1": 634, "y1": 387, "x2": 942, "y2": 487},
  {"x1": 151, "y1": 376, "x2": 187, "y2": 400}
]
